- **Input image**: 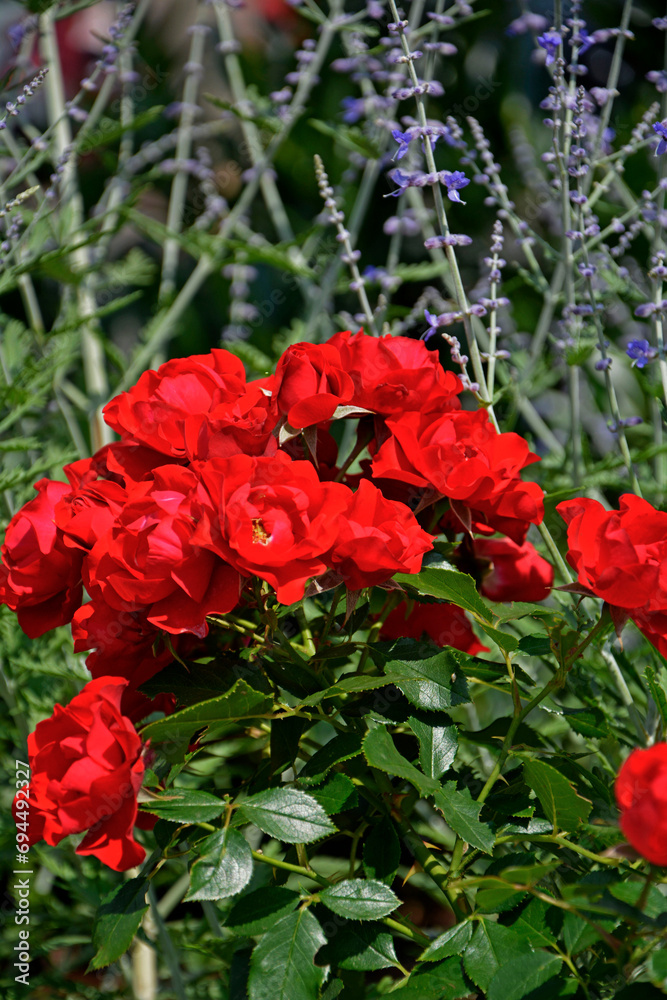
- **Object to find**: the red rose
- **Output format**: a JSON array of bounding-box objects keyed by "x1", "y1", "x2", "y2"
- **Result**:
[
  {"x1": 557, "y1": 495, "x2": 667, "y2": 610},
  {"x1": 615, "y1": 743, "x2": 667, "y2": 866},
  {"x1": 472, "y1": 537, "x2": 553, "y2": 603},
  {"x1": 103, "y1": 349, "x2": 247, "y2": 457},
  {"x1": 329, "y1": 329, "x2": 462, "y2": 415},
  {"x1": 328, "y1": 478, "x2": 434, "y2": 590},
  {"x1": 72, "y1": 601, "x2": 179, "y2": 688},
  {"x1": 381, "y1": 599, "x2": 489, "y2": 655},
  {"x1": 372, "y1": 409, "x2": 543, "y2": 535},
  {"x1": 0, "y1": 479, "x2": 83, "y2": 637},
  {"x1": 195, "y1": 451, "x2": 350, "y2": 603},
  {"x1": 272, "y1": 341, "x2": 355, "y2": 428},
  {"x1": 185, "y1": 377, "x2": 278, "y2": 461},
  {"x1": 85, "y1": 465, "x2": 240, "y2": 636},
  {"x1": 13, "y1": 677, "x2": 147, "y2": 871}
]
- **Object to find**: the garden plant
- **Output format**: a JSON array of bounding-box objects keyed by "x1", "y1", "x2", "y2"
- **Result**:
[{"x1": 2, "y1": 0, "x2": 667, "y2": 998}]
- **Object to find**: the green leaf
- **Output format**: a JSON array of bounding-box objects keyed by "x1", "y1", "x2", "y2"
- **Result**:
[
  {"x1": 141, "y1": 679, "x2": 273, "y2": 757},
  {"x1": 271, "y1": 716, "x2": 307, "y2": 773},
  {"x1": 434, "y1": 783, "x2": 495, "y2": 854},
  {"x1": 248, "y1": 909, "x2": 327, "y2": 1000},
  {"x1": 87, "y1": 877, "x2": 148, "y2": 971},
  {"x1": 298, "y1": 733, "x2": 363, "y2": 784},
  {"x1": 644, "y1": 665, "x2": 667, "y2": 727},
  {"x1": 226, "y1": 887, "x2": 301, "y2": 936},
  {"x1": 362, "y1": 725, "x2": 440, "y2": 798},
  {"x1": 321, "y1": 981, "x2": 345, "y2": 1000},
  {"x1": 185, "y1": 828, "x2": 253, "y2": 901},
  {"x1": 477, "y1": 620, "x2": 520, "y2": 653},
  {"x1": 510, "y1": 899, "x2": 558, "y2": 949},
  {"x1": 419, "y1": 921, "x2": 473, "y2": 963},
  {"x1": 372, "y1": 639, "x2": 470, "y2": 710},
  {"x1": 487, "y1": 952, "x2": 563, "y2": 1000},
  {"x1": 408, "y1": 713, "x2": 458, "y2": 779},
  {"x1": 239, "y1": 787, "x2": 336, "y2": 843},
  {"x1": 363, "y1": 818, "x2": 401, "y2": 886},
  {"x1": 391, "y1": 957, "x2": 470, "y2": 999},
  {"x1": 316, "y1": 921, "x2": 400, "y2": 971},
  {"x1": 518, "y1": 635, "x2": 552, "y2": 656},
  {"x1": 140, "y1": 788, "x2": 226, "y2": 824},
  {"x1": 563, "y1": 912, "x2": 601, "y2": 956},
  {"x1": 394, "y1": 565, "x2": 493, "y2": 621},
  {"x1": 319, "y1": 879, "x2": 400, "y2": 920},
  {"x1": 463, "y1": 920, "x2": 533, "y2": 991},
  {"x1": 493, "y1": 603, "x2": 560, "y2": 624},
  {"x1": 523, "y1": 759, "x2": 592, "y2": 833},
  {"x1": 310, "y1": 773, "x2": 358, "y2": 814},
  {"x1": 299, "y1": 674, "x2": 397, "y2": 708}
]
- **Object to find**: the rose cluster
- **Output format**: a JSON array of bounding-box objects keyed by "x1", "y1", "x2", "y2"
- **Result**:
[
  {"x1": 557, "y1": 494, "x2": 667, "y2": 657},
  {"x1": 4, "y1": 331, "x2": 555, "y2": 868}
]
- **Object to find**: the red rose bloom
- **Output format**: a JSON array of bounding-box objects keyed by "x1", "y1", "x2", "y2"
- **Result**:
[
  {"x1": 85, "y1": 465, "x2": 240, "y2": 636},
  {"x1": 103, "y1": 349, "x2": 247, "y2": 457},
  {"x1": 557, "y1": 495, "x2": 667, "y2": 610},
  {"x1": 195, "y1": 451, "x2": 350, "y2": 603},
  {"x1": 329, "y1": 329, "x2": 462, "y2": 415},
  {"x1": 0, "y1": 479, "x2": 83, "y2": 637},
  {"x1": 615, "y1": 744, "x2": 667, "y2": 866},
  {"x1": 328, "y1": 478, "x2": 434, "y2": 590},
  {"x1": 381, "y1": 600, "x2": 489, "y2": 655},
  {"x1": 372, "y1": 409, "x2": 543, "y2": 537},
  {"x1": 185, "y1": 377, "x2": 278, "y2": 461},
  {"x1": 13, "y1": 677, "x2": 148, "y2": 871},
  {"x1": 473, "y1": 537, "x2": 554, "y2": 603},
  {"x1": 272, "y1": 341, "x2": 355, "y2": 429},
  {"x1": 72, "y1": 601, "x2": 179, "y2": 688}
]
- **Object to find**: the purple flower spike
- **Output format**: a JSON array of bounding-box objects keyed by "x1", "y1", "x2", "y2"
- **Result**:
[
  {"x1": 653, "y1": 121, "x2": 667, "y2": 156},
  {"x1": 441, "y1": 170, "x2": 470, "y2": 204},
  {"x1": 537, "y1": 30, "x2": 562, "y2": 66}
]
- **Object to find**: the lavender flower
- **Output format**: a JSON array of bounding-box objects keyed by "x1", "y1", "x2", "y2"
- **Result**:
[
  {"x1": 537, "y1": 31, "x2": 562, "y2": 66},
  {"x1": 626, "y1": 339, "x2": 657, "y2": 368},
  {"x1": 506, "y1": 13, "x2": 548, "y2": 36},
  {"x1": 391, "y1": 129, "x2": 413, "y2": 160},
  {"x1": 653, "y1": 121, "x2": 667, "y2": 155}
]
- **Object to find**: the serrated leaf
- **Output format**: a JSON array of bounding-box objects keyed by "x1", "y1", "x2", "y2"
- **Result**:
[
  {"x1": 362, "y1": 725, "x2": 439, "y2": 798},
  {"x1": 391, "y1": 957, "x2": 470, "y2": 999},
  {"x1": 299, "y1": 674, "x2": 396, "y2": 708},
  {"x1": 298, "y1": 733, "x2": 363, "y2": 784},
  {"x1": 487, "y1": 952, "x2": 562, "y2": 1000},
  {"x1": 519, "y1": 635, "x2": 552, "y2": 656},
  {"x1": 317, "y1": 921, "x2": 399, "y2": 971},
  {"x1": 321, "y1": 980, "x2": 345, "y2": 1000},
  {"x1": 523, "y1": 759, "x2": 592, "y2": 833},
  {"x1": 372, "y1": 639, "x2": 470, "y2": 710},
  {"x1": 420, "y1": 921, "x2": 474, "y2": 963},
  {"x1": 434, "y1": 782, "x2": 495, "y2": 854},
  {"x1": 311, "y1": 772, "x2": 358, "y2": 814},
  {"x1": 463, "y1": 920, "x2": 533, "y2": 991},
  {"x1": 87, "y1": 877, "x2": 148, "y2": 971},
  {"x1": 140, "y1": 788, "x2": 225, "y2": 824},
  {"x1": 394, "y1": 565, "x2": 493, "y2": 622},
  {"x1": 185, "y1": 828, "x2": 252, "y2": 901},
  {"x1": 319, "y1": 920, "x2": 400, "y2": 972},
  {"x1": 248, "y1": 908, "x2": 326, "y2": 1000},
  {"x1": 363, "y1": 818, "x2": 401, "y2": 886},
  {"x1": 140, "y1": 679, "x2": 273, "y2": 757},
  {"x1": 319, "y1": 879, "x2": 399, "y2": 920},
  {"x1": 226, "y1": 887, "x2": 301, "y2": 936},
  {"x1": 477, "y1": 619, "x2": 520, "y2": 652},
  {"x1": 240, "y1": 787, "x2": 336, "y2": 843},
  {"x1": 408, "y1": 713, "x2": 458, "y2": 779},
  {"x1": 271, "y1": 716, "x2": 307, "y2": 773},
  {"x1": 510, "y1": 898, "x2": 558, "y2": 949}
]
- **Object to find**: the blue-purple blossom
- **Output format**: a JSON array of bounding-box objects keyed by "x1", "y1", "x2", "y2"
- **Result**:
[
  {"x1": 647, "y1": 71, "x2": 667, "y2": 93},
  {"x1": 386, "y1": 168, "x2": 469, "y2": 203},
  {"x1": 626, "y1": 339, "x2": 657, "y2": 368},
  {"x1": 573, "y1": 28, "x2": 596, "y2": 57},
  {"x1": 442, "y1": 170, "x2": 470, "y2": 203},
  {"x1": 537, "y1": 31, "x2": 562, "y2": 65},
  {"x1": 391, "y1": 129, "x2": 413, "y2": 160},
  {"x1": 653, "y1": 122, "x2": 667, "y2": 155}
]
